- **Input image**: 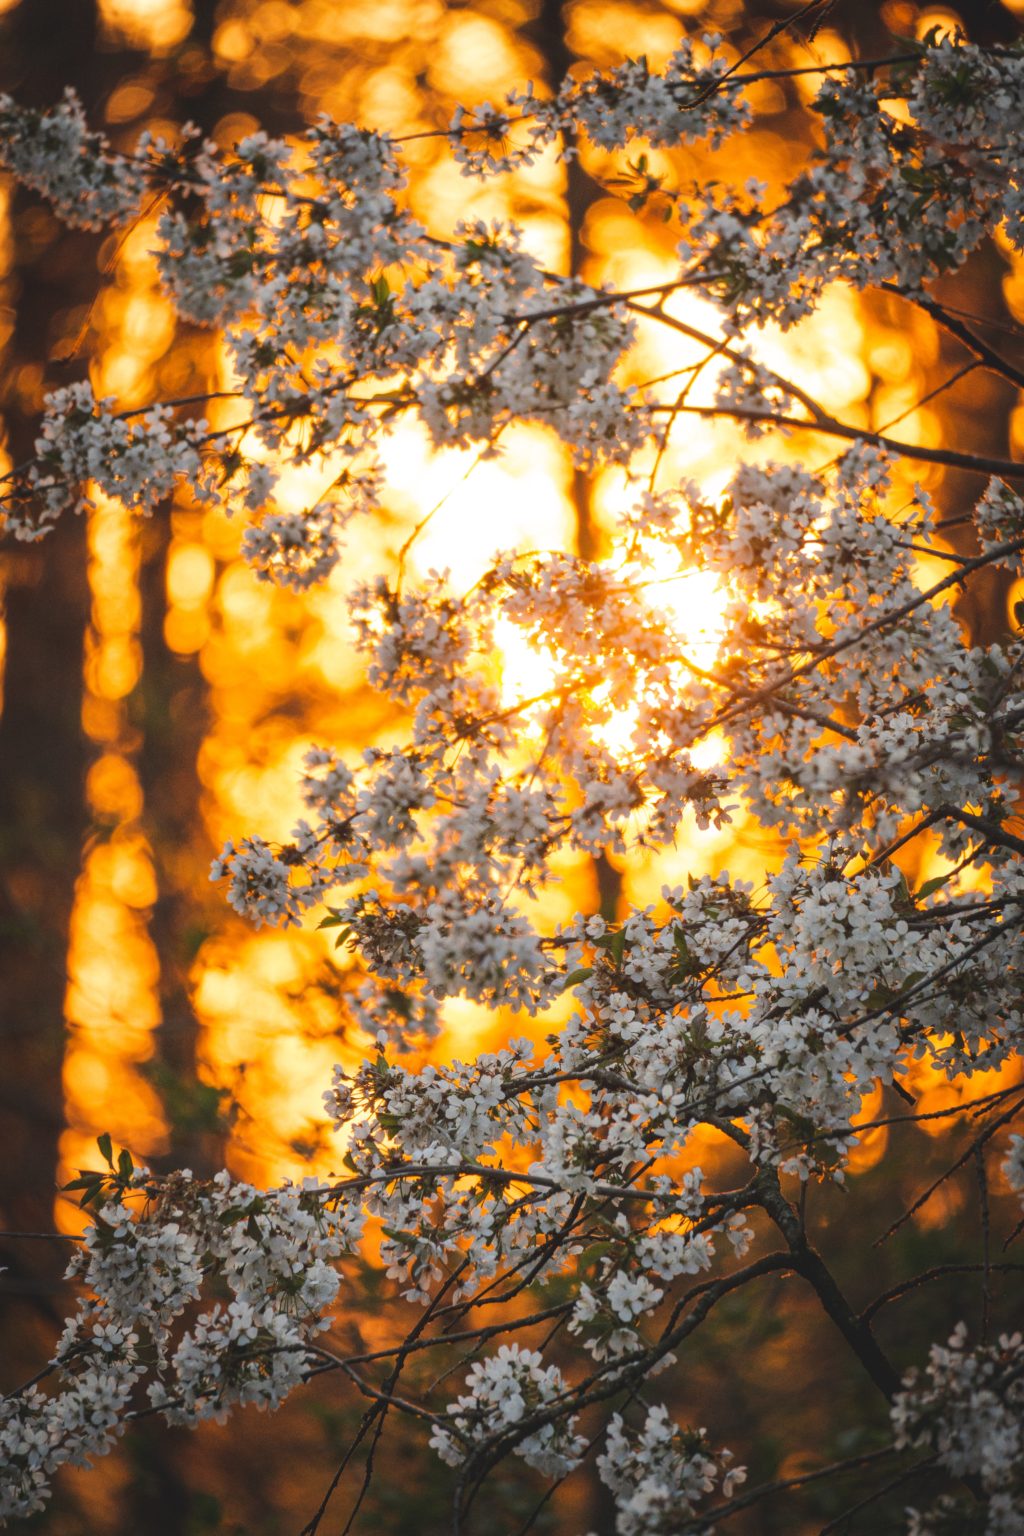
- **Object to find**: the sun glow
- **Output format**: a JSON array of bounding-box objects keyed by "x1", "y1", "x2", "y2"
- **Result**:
[
  {"x1": 495, "y1": 558, "x2": 730, "y2": 765},
  {"x1": 59, "y1": 494, "x2": 166, "y2": 1233},
  {"x1": 97, "y1": 0, "x2": 192, "y2": 52},
  {"x1": 52, "y1": 0, "x2": 976, "y2": 1206}
]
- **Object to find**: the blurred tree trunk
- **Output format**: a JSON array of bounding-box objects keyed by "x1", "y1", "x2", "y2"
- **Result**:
[
  {"x1": 0, "y1": 0, "x2": 121, "y2": 1345},
  {"x1": 135, "y1": 0, "x2": 305, "y2": 1184},
  {"x1": 520, "y1": 16, "x2": 620, "y2": 1530},
  {"x1": 524, "y1": 0, "x2": 625, "y2": 929}
]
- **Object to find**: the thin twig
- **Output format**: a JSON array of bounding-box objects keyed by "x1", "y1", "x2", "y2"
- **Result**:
[
  {"x1": 816, "y1": 1454, "x2": 938, "y2": 1534},
  {"x1": 874, "y1": 1092, "x2": 1024, "y2": 1246},
  {"x1": 860, "y1": 1262, "x2": 1024, "y2": 1325},
  {"x1": 689, "y1": 1443, "x2": 898, "y2": 1529},
  {"x1": 650, "y1": 401, "x2": 1024, "y2": 482}
]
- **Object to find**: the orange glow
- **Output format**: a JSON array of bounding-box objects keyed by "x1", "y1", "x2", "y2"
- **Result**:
[
  {"x1": 494, "y1": 558, "x2": 729, "y2": 764},
  {"x1": 56, "y1": 0, "x2": 989, "y2": 1207},
  {"x1": 104, "y1": 80, "x2": 158, "y2": 124},
  {"x1": 165, "y1": 539, "x2": 216, "y2": 654},
  {"x1": 86, "y1": 753, "x2": 145, "y2": 822},
  {"x1": 393, "y1": 425, "x2": 575, "y2": 591},
  {"x1": 98, "y1": 0, "x2": 192, "y2": 52},
  {"x1": 60, "y1": 493, "x2": 166, "y2": 1231},
  {"x1": 845, "y1": 1083, "x2": 889, "y2": 1175},
  {"x1": 58, "y1": 197, "x2": 180, "y2": 1222},
  {"x1": 915, "y1": 7, "x2": 965, "y2": 40}
]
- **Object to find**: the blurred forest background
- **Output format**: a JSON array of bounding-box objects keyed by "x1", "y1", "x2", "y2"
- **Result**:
[{"x1": 1, "y1": 0, "x2": 1023, "y2": 1530}]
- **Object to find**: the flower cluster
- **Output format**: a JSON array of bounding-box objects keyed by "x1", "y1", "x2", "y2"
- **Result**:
[
  {"x1": 893, "y1": 1325, "x2": 1024, "y2": 1535},
  {"x1": 595, "y1": 1406, "x2": 746, "y2": 1536},
  {"x1": 5, "y1": 384, "x2": 208, "y2": 541},
  {"x1": 0, "y1": 90, "x2": 149, "y2": 229},
  {"x1": 429, "y1": 1345, "x2": 584, "y2": 1477},
  {"x1": 1004, "y1": 1135, "x2": 1024, "y2": 1207},
  {"x1": 0, "y1": 1167, "x2": 363, "y2": 1520}
]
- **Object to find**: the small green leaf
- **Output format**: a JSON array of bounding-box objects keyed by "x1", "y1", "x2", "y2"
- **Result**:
[
  {"x1": 64, "y1": 1174, "x2": 107, "y2": 1209},
  {"x1": 561, "y1": 967, "x2": 593, "y2": 990},
  {"x1": 380, "y1": 1226, "x2": 420, "y2": 1250},
  {"x1": 97, "y1": 1132, "x2": 113, "y2": 1168},
  {"x1": 217, "y1": 1204, "x2": 249, "y2": 1223},
  {"x1": 117, "y1": 1149, "x2": 134, "y2": 1180},
  {"x1": 578, "y1": 1240, "x2": 615, "y2": 1272},
  {"x1": 916, "y1": 872, "x2": 951, "y2": 902},
  {"x1": 316, "y1": 910, "x2": 347, "y2": 930}
]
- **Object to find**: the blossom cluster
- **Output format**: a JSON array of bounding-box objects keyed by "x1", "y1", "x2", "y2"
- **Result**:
[
  {"x1": 595, "y1": 1406, "x2": 746, "y2": 1536},
  {"x1": 893, "y1": 1325, "x2": 1024, "y2": 1535},
  {"x1": 2, "y1": 37, "x2": 1021, "y2": 565},
  {"x1": 429, "y1": 1345, "x2": 584, "y2": 1477},
  {"x1": 0, "y1": 89, "x2": 150, "y2": 229},
  {"x1": 0, "y1": 1168, "x2": 363, "y2": 1520}
]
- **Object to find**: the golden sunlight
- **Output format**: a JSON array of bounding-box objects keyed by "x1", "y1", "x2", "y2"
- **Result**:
[
  {"x1": 97, "y1": 0, "x2": 192, "y2": 52},
  {"x1": 55, "y1": 0, "x2": 976, "y2": 1200},
  {"x1": 59, "y1": 495, "x2": 166, "y2": 1233}
]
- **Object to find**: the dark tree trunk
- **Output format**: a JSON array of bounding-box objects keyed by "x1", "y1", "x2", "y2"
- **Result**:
[
  {"x1": 522, "y1": 0, "x2": 625, "y2": 932},
  {"x1": 0, "y1": 0, "x2": 123, "y2": 1354}
]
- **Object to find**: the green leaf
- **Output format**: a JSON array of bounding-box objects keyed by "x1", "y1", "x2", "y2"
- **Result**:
[
  {"x1": 117, "y1": 1148, "x2": 134, "y2": 1180},
  {"x1": 916, "y1": 872, "x2": 951, "y2": 902},
  {"x1": 380, "y1": 1226, "x2": 420, "y2": 1250},
  {"x1": 96, "y1": 1132, "x2": 113, "y2": 1168},
  {"x1": 217, "y1": 1204, "x2": 249, "y2": 1223},
  {"x1": 62, "y1": 1173, "x2": 104, "y2": 1192},
  {"x1": 316, "y1": 910, "x2": 347, "y2": 930},
  {"x1": 63, "y1": 1172, "x2": 107, "y2": 1209},
  {"x1": 561, "y1": 967, "x2": 593, "y2": 990},
  {"x1": 608, "y1": 929, "x2": 627, "y2": 966},
  {"x1": 577, "y1": 1240, "x2": 615, "y2": 1272}
]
